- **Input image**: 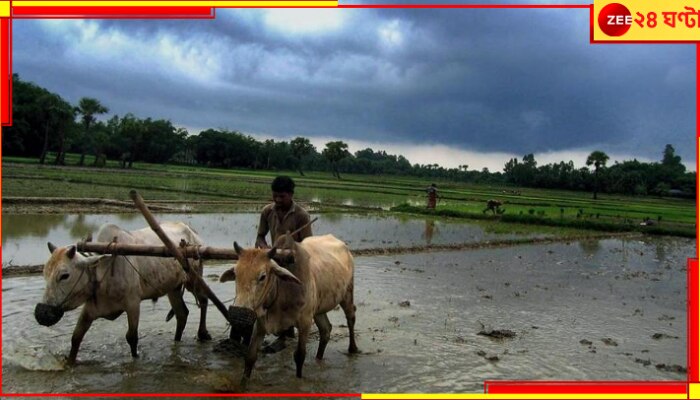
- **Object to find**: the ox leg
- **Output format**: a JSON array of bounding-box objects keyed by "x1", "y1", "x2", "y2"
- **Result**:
[
  {"x1": 167, "y1": 291, "x2": 189, "y2": 342},
  {"x1": 68, "y1": 309, "x2": 94, "y2": 365},
  {"x1": 340, "y1": 285, "x2": 359, "y2": 354},
  {"x1": 314, "y1": 313, "x2": 332, "y2": 360},
  {"x1": 196, "y1": 294, "x2": 211, "y2": 341},
  {"x1": 294, "y1": 322, "x2": 310, "y2": 378},
  {"x1": 193, "y1": 261, "x2": 211, "y2": 341},
  {"x1": 125, "y1": 304, "x2": 140, "y2": 358}
]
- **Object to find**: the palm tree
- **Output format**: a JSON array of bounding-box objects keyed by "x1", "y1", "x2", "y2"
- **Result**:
[
  {"x1": 75, "y1": 97, "x2": 109, "y2": 166},
  {"x1": 586, "y1": 150, "x2": 609, "y2": 200}
]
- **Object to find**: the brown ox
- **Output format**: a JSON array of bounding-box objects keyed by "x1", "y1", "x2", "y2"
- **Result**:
[
  {"x1": 34, "y1": 222, "x2": 210, "y2": 364},
  {"x1": 220, "y1": 234, "x2": 358, "y2": 381}
]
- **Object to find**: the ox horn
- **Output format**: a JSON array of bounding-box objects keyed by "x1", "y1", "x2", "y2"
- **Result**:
[
  {"x1": 76, "y1": 254, "x2": 105, "y2": 269},
  {"x1": 48, "y1": 242, "x2": 57, "y2": 254},
  {"x1": 267, "y1": 247, "x2": 277, "y2": 259},
  {"x1": 270, "y1": 263, "x2": 301, "y2": 285},
  {"x1": 66, "y1": 245, "x2": 77, "y2": 259},
  {"x1": 233, "y1": 241, "x2": 244, "y2": 255},
  {"x1": 284, "y1": 231, "x2": 295, "y2": 249}
]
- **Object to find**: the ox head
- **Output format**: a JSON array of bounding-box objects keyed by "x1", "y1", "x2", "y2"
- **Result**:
[
  {"x1": 219, "y1": 242, "x2": 301, "y2": 318},
  {"x1": 34, "y1": 243, "x2": 105, "y2": 326}
]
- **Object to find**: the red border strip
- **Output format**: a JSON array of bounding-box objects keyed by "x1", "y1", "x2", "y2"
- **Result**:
[
  {"x1": 484, "y1": 381, "x2": 687, "y2": 394},
  {"x1": 12, "y1": 6, "x2": 215, "y2": 18},
  {"x1": 0, "y1": 394, "x2": 360, "y2": 397},
  {"x1": 1, "y1": 18, "x2": 11, "y2": 126},
  {"x1": 0, "y1": 4, "x2": 697, "y2": 398},
  {"x1": 690, "y1": 258, "x2": 699, "y2": 382},
  {"x1": 339, "y1": 4, "x2": 590, "y2": 7}
]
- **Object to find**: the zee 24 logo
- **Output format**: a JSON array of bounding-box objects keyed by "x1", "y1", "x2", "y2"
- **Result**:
[
  {"x1": 598, "y1": 3, "x2": 635, "y2": 36},
  {"x1": 598, "y1": 2, "x2": 700, "y2": 37}
]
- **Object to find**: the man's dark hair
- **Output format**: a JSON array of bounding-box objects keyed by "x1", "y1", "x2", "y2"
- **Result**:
[{"x1": 271, "y1": 176, "x2": 295, "y2": 193}]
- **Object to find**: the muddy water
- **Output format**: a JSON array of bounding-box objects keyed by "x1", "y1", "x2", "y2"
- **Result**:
[
  {"x1": 2, "y1": 237, "x2": 691, "y2": 394},
  {"x1": 2, "y1": 213, "x2": 549, "y2": 267}
]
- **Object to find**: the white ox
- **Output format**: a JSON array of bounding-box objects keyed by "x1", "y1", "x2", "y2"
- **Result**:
[
  {"x1": 35, "y1": 222, "x2": 211, "y2": 364},
  {"x1": 220, "y1": 234, "x2": 358, "y2": 381}
]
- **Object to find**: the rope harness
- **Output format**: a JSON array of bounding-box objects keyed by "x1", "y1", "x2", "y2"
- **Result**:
[{"x1": 58, "y1": 238, "x2": 202, "y2": 307}]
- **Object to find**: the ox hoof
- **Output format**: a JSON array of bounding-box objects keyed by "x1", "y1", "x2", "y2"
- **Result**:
[
  {"x1": 198, "y1": 331, "x2": 212, "y2": 341},
  {"x1": 262, "y1": 338, "x2": 287, "y2": 354}
]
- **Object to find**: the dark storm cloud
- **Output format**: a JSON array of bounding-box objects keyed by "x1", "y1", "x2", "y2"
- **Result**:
[{"x1": 11, "y1": 7, "x2": 696, "y2": 165}]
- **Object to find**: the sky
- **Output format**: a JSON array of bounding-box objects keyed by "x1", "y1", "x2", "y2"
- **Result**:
[{"x1": 11, "y1": 4, "x2": 697, "y2": 172}]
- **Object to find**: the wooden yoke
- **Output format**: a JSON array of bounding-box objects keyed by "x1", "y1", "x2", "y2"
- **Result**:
[
  {"x1": 76, "y1": 242, "x2": 295, "y2": 263},
  {"x1": 129, "y1": 190, "x2": 232, "y2": 323}
]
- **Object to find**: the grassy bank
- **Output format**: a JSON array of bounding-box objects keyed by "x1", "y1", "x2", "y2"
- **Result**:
[
  {"x1": 2, "y1": 156, "x2": 695, "y2": 237},
  {"x1": 390, "y1": 204, "x2": 695, "y2": 238}
]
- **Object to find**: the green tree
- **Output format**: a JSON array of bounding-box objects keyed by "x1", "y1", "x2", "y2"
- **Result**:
[
  {"x1": 586, "y1": 150, "x2": 609, "y2": 200},
  {"x1": 139, "y1": 118, "x2": 186, "y2": 164},
  {"x1": 661, "y1": 144, "x2": 685, "y2": 175},
  {"x1": 290, "y1": 137, "x2": 315, "y2": 176},
  {"x1": 36, "y1": 93, "x2": 74, "y2": 164},
  {"x1": 3, "y1": 74, "x2": 78, "y2": 158},
  {"x1": 322, "y1": 141, "x2": 350, "y2": 179},
  {"x1": 75, "y1": 97, "x2": 109, "y2": 166},
  {"x1": 119, "y1": 114, "x2": 144, "y2": 168}
]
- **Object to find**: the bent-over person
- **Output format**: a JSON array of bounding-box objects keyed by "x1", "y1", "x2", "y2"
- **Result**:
[{"x1": 426, "y1": 183, "x2": 439, "y2": 209}]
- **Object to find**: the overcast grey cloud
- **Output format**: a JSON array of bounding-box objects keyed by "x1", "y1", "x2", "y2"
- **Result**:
[{"x1": 11, "y1": 7, "x2": 697, "y2": 171}]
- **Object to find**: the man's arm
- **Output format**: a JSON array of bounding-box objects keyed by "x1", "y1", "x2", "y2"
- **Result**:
[{"x1": 256, "y1": 209, "x2": 270, "y2": 248}]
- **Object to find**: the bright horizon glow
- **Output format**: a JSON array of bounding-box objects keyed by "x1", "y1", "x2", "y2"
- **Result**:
[{"x1": 263, "y1": 9, "x2": 346, "y2": 34}]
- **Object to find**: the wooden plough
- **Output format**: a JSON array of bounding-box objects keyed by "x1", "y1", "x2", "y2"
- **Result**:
[{"x1": 74, "y1": 190, "x2": 293, "y2": 324}]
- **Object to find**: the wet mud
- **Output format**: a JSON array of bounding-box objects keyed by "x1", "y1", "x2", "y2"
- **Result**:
[{"x1": 2, "y1": 237, "x2": 691, "y2": 393}]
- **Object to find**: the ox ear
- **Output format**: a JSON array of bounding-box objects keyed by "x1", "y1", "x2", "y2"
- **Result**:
[
  {"x1": 233, "y1": 241, "x2": 244, "y2": 255},
  {"x1": 66, "y1": 245, "x2": 77, "y2": 259},
  {"x1": 220, "y1": 267, "x2": 236, "y2": 283},
  {"x1": 75, "y1": 254, "x2": 105, "y2": 269},
  {"x1": 48, "y1": 242, "x2": 57, "y2": 254},
  {"x1": 270, "y1": 263, "x2": 301, "y2": 285}
]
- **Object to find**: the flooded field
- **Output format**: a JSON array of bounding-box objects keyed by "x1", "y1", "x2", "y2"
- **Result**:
[
  {"x1": 2, "y1": 236, "x2": 692, "y2": 394},
  {"x1": 2, "y1": 213, "x2": 555, "y2": 267}
]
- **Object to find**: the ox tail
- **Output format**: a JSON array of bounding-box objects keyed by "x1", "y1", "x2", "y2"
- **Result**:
[{"x1": 166, "y1": 308, "x2": 175, "y2": 322}]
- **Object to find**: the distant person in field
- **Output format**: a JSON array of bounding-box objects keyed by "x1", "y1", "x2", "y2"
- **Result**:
[
  {"x1": 426, "y1": 183, "x2": 439, "y2": 209},
  {"x1": 254, "y1": 175, "x2": 313, "y2": 353},
  {"x1": 483, "y1": 199, "x2": 503, "y2": 215}
]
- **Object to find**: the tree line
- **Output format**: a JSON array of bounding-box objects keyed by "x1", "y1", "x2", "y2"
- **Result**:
[{"x1": 4, "y1": 74, "x2": 695, "y2": 199}]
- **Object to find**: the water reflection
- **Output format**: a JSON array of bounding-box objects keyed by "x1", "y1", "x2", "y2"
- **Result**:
[
  {"x1": 578, "y1": 239, "x2": 601, "y2": 256},
  {"x1": 423, "y1": 219, "x2": 438, "y2": 245},
  {"x1": 2, "y1": 213, "x2": 553, "y2": 267}
]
